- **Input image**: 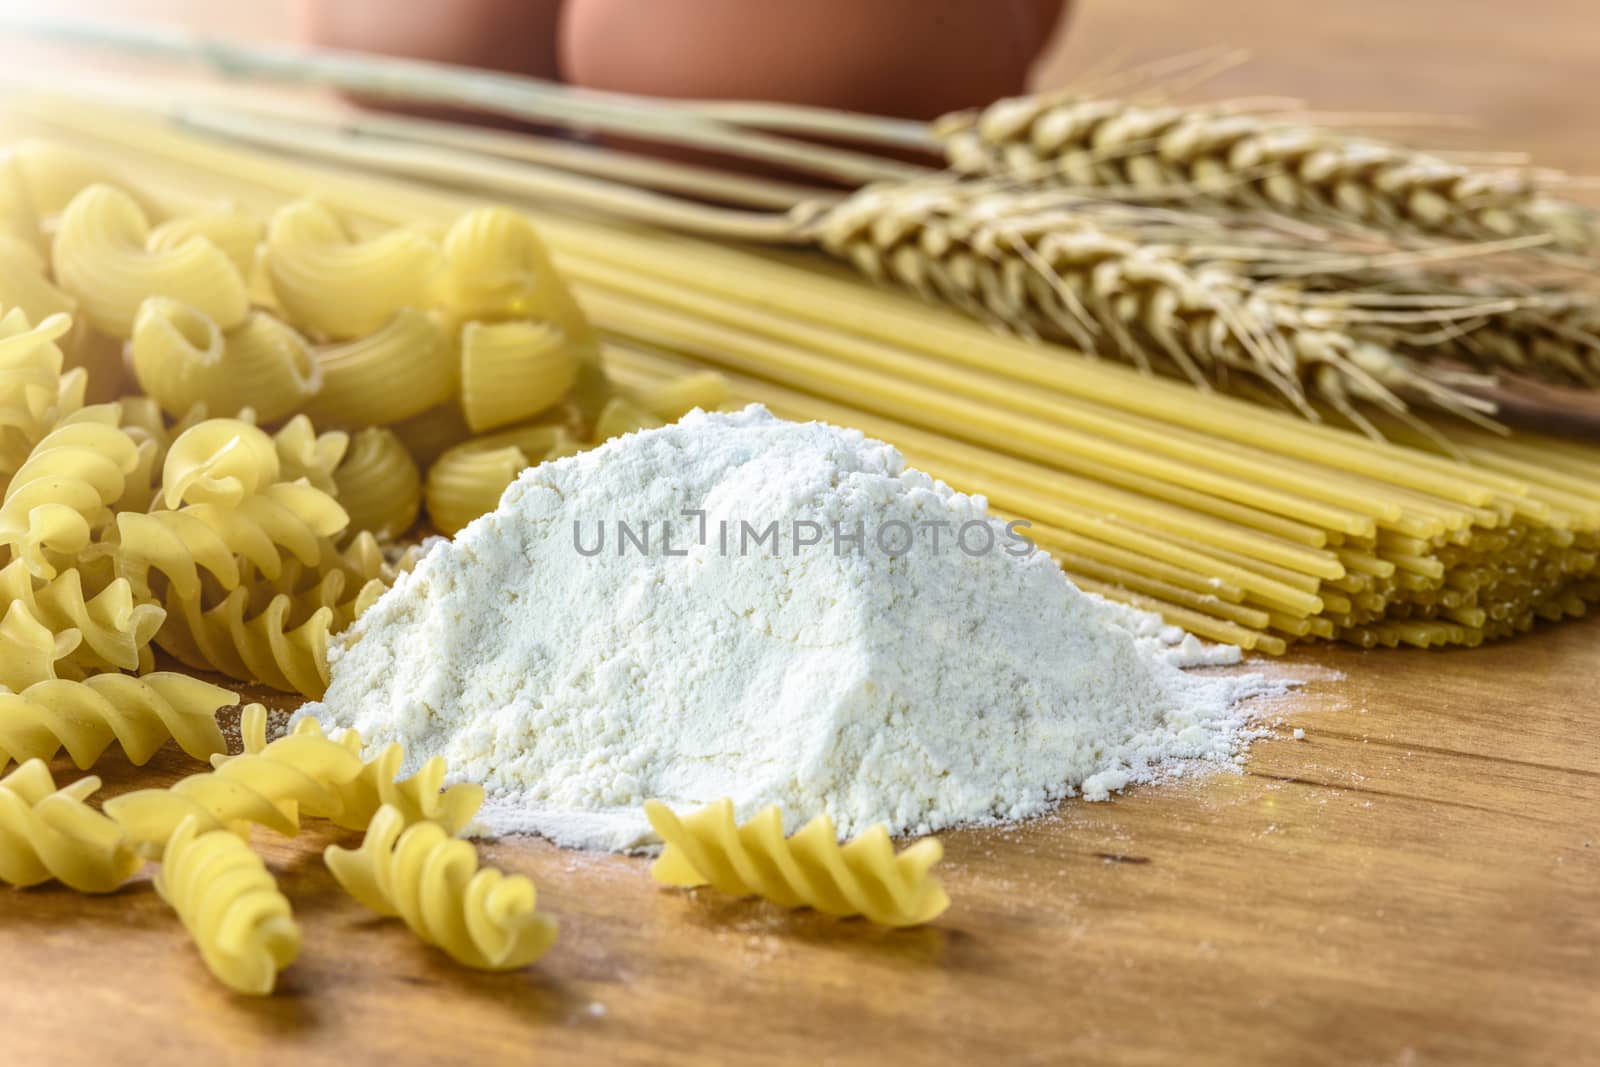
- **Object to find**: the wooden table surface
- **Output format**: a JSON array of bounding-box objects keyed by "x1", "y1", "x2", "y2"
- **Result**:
[{"x1": 5, "y1": 2, "x2": 1600, "y2": 1065}]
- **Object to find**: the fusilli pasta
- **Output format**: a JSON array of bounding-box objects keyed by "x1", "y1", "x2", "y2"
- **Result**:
[
  {"x1": 155, "y1": 586, "x2": 336, "y2": 696},
  {"x1": 0, "y1": 560, "x2": 163, "y2": 674},
  {"x1": 265, "y1": 199, "x2": 441, "y2": 339},
  {"x1": 129, "y1": 300, "x2": 318, "y2": 422},
  {"x1": 52, "y1": 184, "x2": 249, "y2": 338},
  {"x1": 154, "y1": 816, "x2": 300, "y2": 996},
  {"x1": 272, "y1": 414, "x2": 348, "y2": 495},
  {"x1": 644, "y1": 799, "x2": 950, "y2": 927},
  {"x1": 325, "y1": 805, "x2": 558, "y2": 971},
  {"x1": 332, "y1": 427, "x2": 421, "y2": 539},
  {"x1": 0, "y1": 671, "x2": 234, "y2": 771},
  {"x1": 160, "y1": 418, "x2": 282, "y2": 509},
  {"x1": 0, "y1": 759, "x2": 142, "y2": 892}
]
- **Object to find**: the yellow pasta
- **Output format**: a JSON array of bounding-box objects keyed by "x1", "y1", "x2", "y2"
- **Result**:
[
  {"x1": 644, "y1": 798, "x2": 949, "y2": 927},
  {"x1": 325, "y1": 805, "x2": 558, "y2": 971},
  {"x1": 0, "y1": 405, "x2": 140, "y2": 579},
  {"x1": 155, "y1": 586, "x2": 337, "y2": 697},
  {"x1": 110, "y1": 480, "x2": 350, "y2": 601},
  {"x1": 146, "y1": 207, "x2": 264, "y2": 276},
  {"x1": 458, "y1": 319, "x2": 578, "y2": 432},
  {"x1": 154, "y1": 816, "x2": 300, "y2": 996},
  {"x1": 333, "y1": 427, "x2": 422, "y2": 539},
  {"x1": 302, "y1": 307, "x2": 453, "y2": 429},
  {"x1": 159, "y1": 418, "x2": 281, "y2": 509},
  {"x1": 236, "y1": 706, "x2": 483, "y2": 835},
  {"x1": 0, "y1": 232, "x2": 76, "y2": 327},
  {"x1": 128, "y1": 300, "x2": 318, "y2": 422},
  {"x1": 0, "y1": 560, "x2": 163, "y2": 674},
  {"x1": 626, "y1": 370, "x2": 732, "y2": 422},
  {"x1": 0, "y1": 308, "x2": 76, "y2": 472},
  {"x1": 264, "y1": 198, "x2": 442, "y2": 339},
  {"x1": 0, "y1": 671, "x2": 234, "y2": 771},
  {"x1": 106, "y1": 703, "x2": 364, "y2": 850},
  {"x1": 593, "y1": 396, "x2": 666, "y2": 441},
  {"x1": 51, "y1": 184, "x2": 248, "y2": 338},
  {"x1": 0, "y1": 759, "x2": 142, "y2": 893},
  {"x1": 389, "y1": 401, "x2": 472, "y2": 466},
  {"x1": 272, "y1": 413, "x2": 348, "y2": 495},
  {"x1": 0, "y1": 600, "x2": 74, "y2": 691},
  {"x1": 7, "y1": 138, "x2": 151, "y2": 217},
  {"x1": 0, "y1": 152, "x2": 44, "y2": 250}
]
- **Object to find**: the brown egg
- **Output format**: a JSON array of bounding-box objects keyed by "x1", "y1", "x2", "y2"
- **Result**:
[
  {"x1": 560, "y1": 0, "x2": 1069, "y2": 120},
  {"x1": 295, "y1": 0, "x2": 565, "y2": 81}
]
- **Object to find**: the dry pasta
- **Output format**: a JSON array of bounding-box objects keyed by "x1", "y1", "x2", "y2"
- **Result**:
[
  {"x1": 332, "y1": 427, "x2": 422, "y2": 539},
  {"x1": 0, "y1": 308, "x2": 80, "y2": 477},
  {"x1": 0, "y1": 759, "x2": 142, "y2": 893},
  {"x1": 592, "y1": 395, "x2": 665, "y2": 441},
  {"x1": 129, "y1": 300, "x2": 318, "y2": 422},
  {"x1": 264, "y1": 198, "x2": 441, "y2": 339},
  {"x1": 0, "y1": 671, "x2": 234, "y2": 771},
  {"x1": 159, "y1": 418, "x2": 281, "y2": 509},
  {"x1": 0, "y1": 405, "x2": 140, "y2": 579},
  {"x1": 51, "y1": 184, "x2": 248, "y2": 338},
  {"x1": 272, "y1": 413, "x2": 348, "y2": 495},
  {"x1": 389, "y1": 401, "x2": 472, "y2": 466},
  {"x1": 236, "y1": 706, "x2": 483, "y2": 835},
  {"x1": 644, "y1": 798, "x2": 950, "y2": 927},
  {"x1": 0, "y1": 560, "x2": 163, "y2": 674},
  {"x1": 155, "y1": 585, "x2": 337, "y2": 696},
  {"x1": 302, "y1": 307, "x2": 453, "y2": 429},
  {"x1": 146, "y1": 208, "x2": 264, "y2": 276},
  {"x1": 458, "y1": 319, "x2": 578, "y2": 432},
  {"x1": 106, "y1": 703, "x2": 364, "y2": 850},
  {"x1": 154, "y1": 816, "x2": 300, "y2": 996},
  {"x1": 0, "y1": 232, "x2": 76, "y2": 328},
  {"x1": 325, "y1": 805, "x2": 558, "y2": 971},
  {"x1": 0, "y1": 600, "x2": 75, "y2": 691},
  {"x1": 626, "y1": 369, "x2": 732, "y2": 422}
]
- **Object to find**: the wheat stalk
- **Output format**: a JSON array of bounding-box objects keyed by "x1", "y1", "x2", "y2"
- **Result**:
[{"x1": 937, "y1": 94, "x2": 1599, "y2": 254}]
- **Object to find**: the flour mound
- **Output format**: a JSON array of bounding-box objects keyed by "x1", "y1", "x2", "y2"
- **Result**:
[{"x1": 299, "y1": 406, "x2": 1275, "y2": 850}]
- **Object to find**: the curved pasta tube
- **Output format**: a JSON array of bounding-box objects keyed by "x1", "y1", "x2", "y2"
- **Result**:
[
  {"x1": 0, "y1": 672, "x2": 234, "y2": 771},
  {"x1": 0, "y1": 759, "x2": 142, "y2": 892},
  {"x1": 424, "y1": 424, "x2": 571, "y2": 536},
  {"x1": 628, "y1": 371, "x2": 732, "y2": 422},
  {"x1": 52, "y1": 184, "x2": 248, "y2": 338},
  {"x1": 333, "y1": 427, "x2": 422, "y2": 539},
  {"x1": 160, "y1": 418, "x2": 281, "y2": 509},
  {"x1": 9, "y1": 140, "x2": 154, "y2": 217},
  {"x1": 243, "y1": 707, "x2": 482, "y2": 835},
  {"x1": 325, "y1": 806, "x2": 557, "y2": 970},
  {"x1": 265, "y1": 199, "x2": 442, "y2": 339},
  {"x1": 147, "y1": 209, "x2": 264, "y2": 277},
  {"x1": 106, "y1": 704, "x2": 364, "y2": 850},
  {"x1": 0, "y1": 405, "x2": 140, "y2": 579},
  {"x1": 130, "y1": 300, "x2": 318, "y2": 422},
  {"x1": 111, "y1": 480, "x2": 350, "y2": 601},
  {"x1": 272, "y1": 414, "x2": 348, "y2": 495},
  {"x1": 303, "y1": 307, "x2": 453, "y2": 429},
  {"x1": 0, "y1": 560, "x2": 163, "y2": 674},
  {"x1": 593, "y1": 396, "x2": 666, "y2": 442},
  {"x1": 155, "y1": 586, "x2": 335, "y2": 697},
  {"x1": 0, "y1": 152, "x2": 44, "y2": 250},
  {"x1": 0, "y1": 233, "x2": 76, "y2": 327},
  {"x1": 439, "y1": 207, "x2": 594, "y2": 343},
  {"x1": 644, "y1": 799, "x2": 950, "y2": 927},
  {"x1": 154, "y1": 816, "x2": 300, "y2": 996},
  {"x1": 459, "y1": 319, "x2": 578, "y2": 433}
]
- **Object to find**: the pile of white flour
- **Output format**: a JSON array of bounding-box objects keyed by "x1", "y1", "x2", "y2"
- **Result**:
[{"x1": 298, "y1": 406, "x2": 1277, "y2": 850}]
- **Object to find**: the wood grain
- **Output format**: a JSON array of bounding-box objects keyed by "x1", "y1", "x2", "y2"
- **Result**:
[{"x1": 4, "y1": 2, "x2": 1599, "y2": 1064}]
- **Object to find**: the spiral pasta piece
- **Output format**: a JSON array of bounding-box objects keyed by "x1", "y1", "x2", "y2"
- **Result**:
[
  {"x1": 155, "y1": 816, "x2": 300, "y2": 996},
  {"x1": 242, "y1": 707, "x2": 482, "y2": 835},
  {"x1": 0, "y1": 759, "x2": 142, "y2": 892},
  {"x1": 129, "y1": 300, "x2": 318, "y2": 422},
  {"x1": 332, "y1": 427, "x2": 422, "y2": 539},
  {"x1": 265, "y1": 199, "x2": 442, "y2": 339},
  {"x1": 106, "y1": 703, "x2": 364, "y2": 850},
  {"x1": 111, "y1": 480, "x2": 350, "y2": 601},
  {"x1": 0, "y1": 671, "x2": 234, "y2": 771},
  {"x1": 156, "y1": 585, "x2": 335, "y2": 697},
  {"x1": 0, "y1": 308, "x2": 72, "y2": 458},
  {"x1": 160, "y1": 418, "x2": 282, "y2": 509},
  {"x1": 0, "y1": 405, "x2": 140, "y2": 579},
  {"x1": 0, "y1": 233, "x2": 76, "y2": 328},
  {"x1": 0, "y1": 560, "x2": 163, "y2": 674},
  {"x1": 272, "y1": 414, "x2": 348, "y2": 495},
  {"x1": 424, "y1": 423, "x2": 571, "y2": 536},
  {"x1": 147, "y1": 208, "x2": 264, "y2": 277},
  {"x1": 644, "y1": 799, "x2": 949, "y2": 927},
  {"x1": 325, "y1": 806, "x2": 557, "y2": 971},
  {"x1": 52, "y1": 184, "x2": 248, "y2": 339},
  {"x1": 458, "y1": 319, "x2": 578, "y2": 433},
  {"x1": 0, "y1": 600, "x2": 76, "y2": 691},
  {"x1": 302, "y1": 307, "x2": 453, "y2": 429}
]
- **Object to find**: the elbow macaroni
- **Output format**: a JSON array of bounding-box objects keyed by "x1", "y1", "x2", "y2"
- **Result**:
[
  {"x1": 130, "y1": 300, "x2": 318, "y2": 422},
  {"x1": 332, "y1": 427, "x2": 422, "y2": 540}
]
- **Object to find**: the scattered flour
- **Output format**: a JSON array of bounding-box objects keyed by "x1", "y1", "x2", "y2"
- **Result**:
[{"x1": 298, "y1": 406, "x2": 1281, "y2": 851}]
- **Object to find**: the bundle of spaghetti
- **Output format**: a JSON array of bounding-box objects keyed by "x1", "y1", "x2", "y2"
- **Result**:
[
  {"x1": 644, "y1": 799, "x2": 949, "y2": 928},
  {"x1": 935, "y1": 93, "x2": 1598, "y2": 252},
  {"x1": 104, "y1": 703, "x2": 365, "y2": 851},
  {"x1": 129, "y1": 299, "x2": 319, "y2": 422},
  {"x1": 12, "y1": 104, "x2": 1597, "y2": 652},
  {"x1": 324, "y1": 805, "x2": 558, "y2": 971},
  {"x1": 234, "y1": 705, "x2": 483, "y2": 835},
  {"x1": 332, "y1": 427, "x2": 422, "y2": 540},
  {"x1": 0, "y1": 758, "x2": 142, "y2": 892},
  {"x1": 153, "y1": 816, "x2": 300, "y2": 996}
]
